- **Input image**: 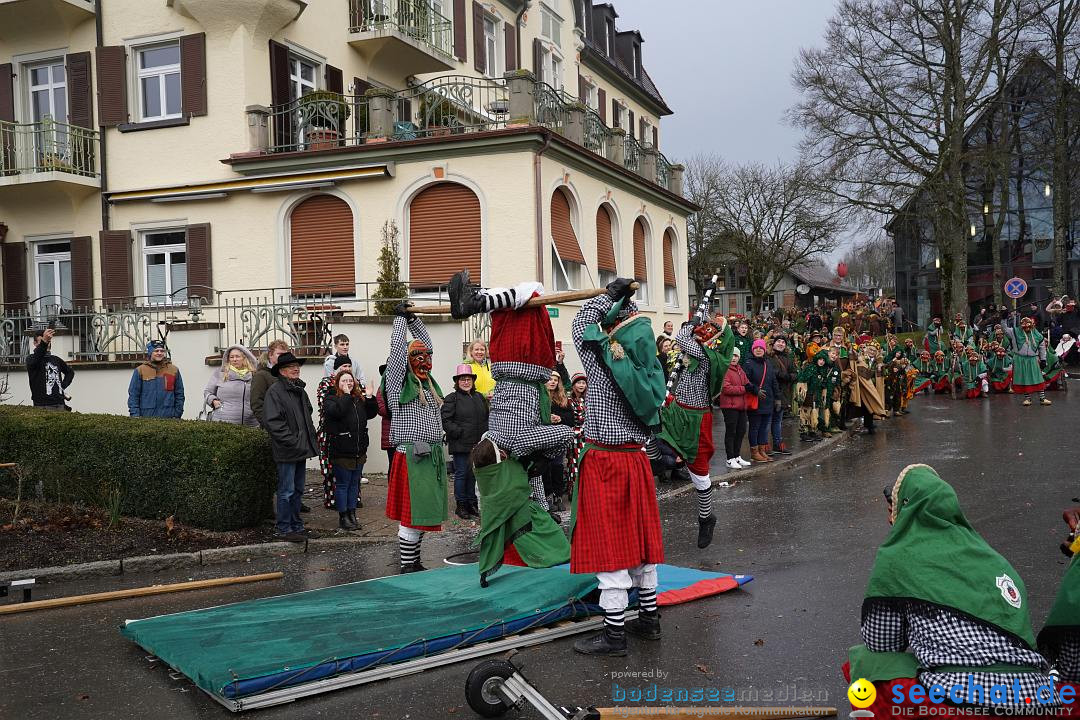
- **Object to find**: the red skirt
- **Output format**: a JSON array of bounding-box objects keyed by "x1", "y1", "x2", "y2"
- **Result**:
[
  {"x1": 912, "y1": 379, "x2": 932, "y2": 394},
  {"x1": 502, "y1": 544, "x2": 527, "y2": 567},
  {"x1": 964, "y1": 387, "x2": 981, "y2": 399},
  {"x1": 686, "y1": 408, "x2": 714, "y2": 476},
  {"x1": 385, "y1": 452, "x2": 442, "y2": 531},
  {"x1": 991, "y1": 370, "x2": 1013, "y2": 392},
  {"x1": 933, "y1": 377, "x2": 952, "y2": 393},
  {"x1": 570, "y1": 442, "x2": 665, "y2": 574},
  {"x1": 489, "y1": 304, "x2": 555, "y2": 369}
]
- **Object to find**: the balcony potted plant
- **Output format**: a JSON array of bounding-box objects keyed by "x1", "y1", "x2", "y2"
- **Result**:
[
  {"x1": 298, "y1": 91, "x2": 352, "y2": 150},
  {"x1": 418, "y1": 93, "x2": 456, "y2": 137}
]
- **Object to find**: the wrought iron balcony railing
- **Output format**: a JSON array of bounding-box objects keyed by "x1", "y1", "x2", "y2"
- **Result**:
[
  {"x1": 0, "y1": 117, "x2": 99, "y2": 179},
  {"x1": 348, "y1": 0, "x2": 454, "y2": 58}
]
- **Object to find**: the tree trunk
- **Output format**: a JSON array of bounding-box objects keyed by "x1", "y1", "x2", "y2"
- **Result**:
[{"x1": 1052, "y1": 0, "x2": 1071, "y2": 295}]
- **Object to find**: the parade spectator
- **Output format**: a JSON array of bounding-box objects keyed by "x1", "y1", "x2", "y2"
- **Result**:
[
  {"x1": 656, "y1": 336, "x2": 676, "y2": 375},
  {"x1": 717, "y1": 347, "x2": 751, "y2": 469},
  {"x1": 128, "y1": 340, "x2": 184, "y2": 419},
  {"x1": 743, "y1": 339, "x2": 780, "y2": 463},
  {"x1": 375, "y1": 364, "x2": 395, "y2": 470},
  {"x1": 768, "y1": 335, "x2": 794, "y2": 455},
  {"x1": 545, "y1": 369, "x2": 576, "y2": 513},
  {"x1": 323, "y1": 369, "x2": 378, "y2": 531},
  {"x1": 323, "y1": 333, "x2": 367, "y2": 386},
  {"x1": 250, "y1": 340, "x2": 290, "y2": 428},
  {"x1": 316, "y1": 355, "x2": 353, "y2": 509},
  {"x1": 440, "y1": 363, "x2": 488, "y2": 520},
  {"x1": 26, "y1": 326, "x2": 73, "y2": 411},
  {"x1": 466, "y1": 340, "x2": 496, "y2": 396},
  {"x1": 564, "y1": 372, "x2": 588, "y2": 498},
  {"x1": 660, "y1": 320, "x2": 674, "y2": 340},
  {"x1": 262, "y1": 352, "x2": 319, "y2": 542},
  {"x1": 202, "y1": 345, "x2": 259, "y2": 427}
]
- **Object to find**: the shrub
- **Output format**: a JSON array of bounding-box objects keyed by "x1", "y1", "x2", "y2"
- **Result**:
[{"x1": 0, "y1": 407, "x2": 276, "y2": 531}]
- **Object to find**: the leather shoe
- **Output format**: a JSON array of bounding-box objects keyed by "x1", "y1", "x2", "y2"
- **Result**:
[
  {"x1": 573, "y1": 627, "x2": 627, "y2": 656},
  {"x1": 625, "y1": 611, "x2": 662, "y2": 640}
]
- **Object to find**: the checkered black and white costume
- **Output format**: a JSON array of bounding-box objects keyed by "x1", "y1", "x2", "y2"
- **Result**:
[
  {"x1": 863, "y1": 599, "x2": 1054, "y2": 705},
  {"x1": 672, "y1": 323, "x2": 710, "y2": 409},
  {"x1": 1051, "y1": 632, "x2": 1080, "y2": 682},
  {"x1": 386, "y1": 316, "x2": 443, "y2": 448},
  {"x1": 488, "y1": 360, "x2": 573, "y2": 460}
]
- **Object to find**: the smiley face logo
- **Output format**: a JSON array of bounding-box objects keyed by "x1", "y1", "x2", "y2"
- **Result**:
[{"x1": 847, "y1": 678, "x2": 877, "y2": 709}]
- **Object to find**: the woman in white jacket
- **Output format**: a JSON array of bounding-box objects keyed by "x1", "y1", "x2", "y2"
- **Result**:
[{"x1": 203, "y1": 345, "x2": 261, "y2": 427}]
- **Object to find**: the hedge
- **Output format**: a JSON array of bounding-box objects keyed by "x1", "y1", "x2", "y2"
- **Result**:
[{"x1": 0, "y1": 406, "x2": 276, "y2": 531}]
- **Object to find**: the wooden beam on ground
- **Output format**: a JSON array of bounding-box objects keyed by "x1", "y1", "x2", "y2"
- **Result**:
[
  {"x1": 0, "y1": 572, "x2": 284, "y2": 615},
  {"x1": 410, "y1": 285, "x2": 637, "y2": 315},
  {"x1": 593, "y1": 708, "x2": 838, "y2": 720}
]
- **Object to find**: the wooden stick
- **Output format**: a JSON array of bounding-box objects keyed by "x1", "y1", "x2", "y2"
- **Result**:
[
  {"x1": 0, "y1": 571, "x2": 284, "y2": 615},
  {"x1": 0, "y1": 463, "x2": 16, "y2": 469},
  {"x1": 595, "y1": 707, "x2": 838, "y2": 720},
  {"x1": 410, "y1": 284, "x2": 638, "y2": 315}
]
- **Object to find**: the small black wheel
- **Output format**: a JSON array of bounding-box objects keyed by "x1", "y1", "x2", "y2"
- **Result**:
[{"x1": 465, "y1": 658, "x2": 516, "y2": 717}]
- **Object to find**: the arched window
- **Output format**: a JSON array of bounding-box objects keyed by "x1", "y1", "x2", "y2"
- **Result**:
[
  {"x1": 596, "y1": 204, "x2": 617, "y2": 286},
  {"x1": 663, "y1": 228, "x2": 677, "y2": 307},
  {"x1": 551, "y1": 187, "x2": 585, "y2": 291},
  {"x1": 408, "y1": 183, "x2": 481, "y2": 289},
  {"x1": 290, "y1": 194, "x2": 354, "y2": 296},
  {"x1": 633, "y1": 217, "x2": 648, "y2": 304}
]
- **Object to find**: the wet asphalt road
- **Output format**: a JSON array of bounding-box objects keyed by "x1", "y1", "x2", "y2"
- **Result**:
[{"x1": 2, "y1": 391, "x2": 1078, "y2": 720}]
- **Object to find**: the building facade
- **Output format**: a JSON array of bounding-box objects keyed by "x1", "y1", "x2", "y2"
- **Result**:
[{"x1": 0, "y1": 0, "x2": 695, "y2": 451}]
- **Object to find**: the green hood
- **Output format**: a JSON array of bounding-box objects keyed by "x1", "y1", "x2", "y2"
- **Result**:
[
  {"x1": 1038, "y1": 553, "x2": 1080, "y2": 656},
  {"x1": 685, "y1": 323, "x2": 735, "y2": 398},
  {"x1": 864, "y1": 464, "x2": 1037, "y2": 647}
]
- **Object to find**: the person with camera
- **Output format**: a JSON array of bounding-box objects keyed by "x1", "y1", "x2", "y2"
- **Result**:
[
  {"x1": 26, "y1": 325, "x2": 73, "y2": 411},
  {"x1": 323, "y1": 369, "x2": 378, "y2": 531}
]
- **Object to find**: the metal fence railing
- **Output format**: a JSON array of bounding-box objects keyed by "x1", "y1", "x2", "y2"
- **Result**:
[
  {"x1": 0, "y1": 117, "x2": 99, "y2": 178},
  {"x1": 533, "y1": 80, "x2": 570, "y2": 131},
  {"x1": 348, "y1": 0, "x2": 453, "y2": 58},
  {"x1": 268, "y1": 92, "x2": 371, "y2": 154},
  {"x1": 656, "y1": 151, "x2": 674, "y2": 190},
  {"x1": 394, "y1": 75, "x2": 511, "y2": 140},
  {"x1": 624, "y1": 134, "x2": 643, "y2": 174}
]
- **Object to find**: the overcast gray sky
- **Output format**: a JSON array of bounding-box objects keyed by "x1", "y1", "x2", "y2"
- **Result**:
[{"x1": 610, "y1": 0, "x2": 837, "y2": 165}]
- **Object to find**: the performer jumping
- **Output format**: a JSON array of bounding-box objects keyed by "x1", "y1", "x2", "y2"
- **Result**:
[
  {"x1": 570, "y1": 278, "x2": 667, "y2": 657},
  {"x1": 385, "y1": 304, "x2": 447, "y2": 573}
]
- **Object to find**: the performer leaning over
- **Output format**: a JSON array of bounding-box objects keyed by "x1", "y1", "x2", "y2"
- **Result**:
[
  {"x1": 384, "y1": 302, "x2": 447, "y2": 573},
  {"x1": 571, "y1": 278, "x2": 666, "y2": 657}
]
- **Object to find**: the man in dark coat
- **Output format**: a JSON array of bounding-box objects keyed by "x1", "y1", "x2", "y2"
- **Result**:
[{"x1": 263, "y1": 352, "x2": 320, "y2": 542}]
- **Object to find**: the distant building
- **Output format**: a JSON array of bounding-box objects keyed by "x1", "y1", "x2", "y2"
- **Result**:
[{"x1": 713, "y1": 264, "x2": 858, "y2": 316}]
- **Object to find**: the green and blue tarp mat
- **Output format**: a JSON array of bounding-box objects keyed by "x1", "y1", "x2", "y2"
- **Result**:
[{"x1": 121, "y1": 563, "x2": 751, "y2": 701}]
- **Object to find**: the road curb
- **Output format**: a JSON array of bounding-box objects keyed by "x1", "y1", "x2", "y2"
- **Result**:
[{"x1": 657, "y1": 428, "x2": 851, "y2": 502}]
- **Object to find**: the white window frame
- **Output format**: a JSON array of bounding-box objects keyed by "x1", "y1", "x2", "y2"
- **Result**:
[
  {"x1": 582, "y1": 78, "x2": 598, "y2": 111},
  {"x1": 288, "y1": 55, "x2": 318, "y2": 101},
  {"x1": 632, "y1": 43, "x2": 641, "y2": 78},
  {"x1": 551, "y1": 246, "x2": 582, "y2": 292},
  {"x1": 614, "y1": 101, "x2": 628, "y2": 131},
  {"x1": 641, "y1": 117, "x2": 654, "y2": 147},
  {"x1": 482, "y1": 14, "x2": 502, "y2": 78},
  {"x1": 26, "y1": 59, "x2": 67, "y2": 125},
  {"x1": 135, "y1": 40, "x2": 182, "y2": 122},
  {"x1": 141, "y1": 228, "x2": 188, "y2": 306},
  {"x1": 540, "y1": 1, "x2": 563, "y2": 48},
  {"x1": 539, "y1": 44, "x2": 564, "y2": 91},
  {"x1": 32, "y1": 238, "x2": 73, "y2": 314}
]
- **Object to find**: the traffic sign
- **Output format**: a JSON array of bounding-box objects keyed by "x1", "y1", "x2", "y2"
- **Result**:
[
  {"x1": 1004, "y1": 277, "x2": 1028, "y2": 299},
  {"x1": 547, "y1": 307, "x2": 559, "y2": 318}
]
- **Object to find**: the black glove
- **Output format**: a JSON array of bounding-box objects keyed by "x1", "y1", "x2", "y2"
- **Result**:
[
  {"x1": 394, "y1": 301, "x2": 416, "y2": 320},
  {"x1": 605, "y1": 277, "x2": 636, "y2": 302}
]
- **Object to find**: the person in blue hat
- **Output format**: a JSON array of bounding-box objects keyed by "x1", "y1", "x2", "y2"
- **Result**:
[{"x1": 128, "y1": 340, "x2": 185, "y2": 418}]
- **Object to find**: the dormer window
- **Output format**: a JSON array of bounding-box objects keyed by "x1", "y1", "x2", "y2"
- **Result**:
[
  {"x1": 632, "y1": 43, "x2": 641, "y2": 78},
  {"x1": 606, "y1": 18, "x2": 615, "y2": 56}
]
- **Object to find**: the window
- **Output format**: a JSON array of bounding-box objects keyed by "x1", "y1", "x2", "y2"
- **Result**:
[
  {"x1": 28, "y1": 61, "x2": 67, "y2": 125},
  {"x1": 641, "y1": 118, "x2": 654, "y2": 147},
  {"x1": 632, "y1": 43, "x2": 641, "y2": 78},
  {"x1": 538, "y1": 45, "x2": 563, "y2": 90},
  {"x1": 289, "y1": 56, "x2": 317, "y2": 101},
  {"x1": 540, "y1": 1, "x2": 562, "y2": 47},
  {"x1": 745, "y1": 294, "x2": 776, "y2": 312},
  {"x1": 665, "y1": 285, "x2": 678, "y2": 307},
  {"x1": 142, "y1": 230, "x2": 187, "y2": 305},
  {"x1": 34, "y1": 241, "x2": 72, "y2": 313},
  {"x1": 552, "y1": 247, "x2": 582, "y2": 291},
  {"x1": 605, "y1": 18, "x2": 615, "y2": 56},
  {"x1": 582, "y1": 78, "x2": 597, "y2": 110},
  {"x1": 137, "y1": 42, "x2": 182, "y2": 121},
  {"x1": 613, "y1": 102, "x2": 628, "y2": 130},
  {"x1": 483, "y1": 16, "x2": 500, "y2": 77}
]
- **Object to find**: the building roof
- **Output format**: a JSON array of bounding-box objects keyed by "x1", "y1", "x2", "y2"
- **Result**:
[{"x1": 789, "y1": 265, "x2": 859, "y2": 294}]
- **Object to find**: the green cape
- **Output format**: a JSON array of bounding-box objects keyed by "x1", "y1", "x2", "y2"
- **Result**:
[
  {"x1": 656, "y1": 401, "x2": 707, "y2": 463},
  {"x1": 865, "y1": 464, "x2": 1037, "y2": 647},
  {"x1": 683, "y1": 324, "x2": 735, "y2": 399},
  {"x1": 582, "y1": 298, "x2": 667, "y2": 429},
  {"x1": 399, "y1": 371, "x2": 443, "y2": 406},
  {"x1": 402, "y1": 442, "x2": 448, "y2": 526},
  {"x1": 474, "y1": 457, "x2": 570, "y2": 585},
  {"x1": 1038, "y1": 553, "x2": 1080, "y2": 656}
]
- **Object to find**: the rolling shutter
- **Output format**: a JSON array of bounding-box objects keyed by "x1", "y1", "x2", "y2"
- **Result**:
[
  {"x1": 66, "y1": 53, "x2": 93, "y2": 129},
  {"x1": 185, "y1": 223, "x2": 212, "y2": 300},
  {"x1": 662, "y1": 229, "x2": 676, "y2": 288},
  {"x1": 99, "y1": 230, "x2": 133, "y2": 307},
  {"x1": 598, "y1": 88, "x2": 606, "y2": 123},
  {"x1": 472, "y1": 1, "x2": 486, "y2": 74},
  {"x1": 290, "y1": 195, "x2": 354, "y2": 296},
  {"x1": 632, "y1": 218, "x2": 647, "y2": 282},
  {"x1": 2, "y1": 242, "x2": 27, "y2": 307},
  {"x1": 409, "y1": 183, "x2": 481, "y2": 287},
  {"x1": 504, "y1": 22, "x2": 517, "y2": 71},
  {"x1": 596, "y1": 205, "x2": 616, "y2": 273},
  {"x1": 180, "y1": 33, "x2": 207, "y2": 117},
  {"x1": 69, "y1": 236, "x2": 93, "y2": 309},
  {"x1": 96, "y1": 46, "x2": 128, "y2": 127},
  {"x1": 550, "y1": 189, "x2": 584, "y2": 264},
  {"x1": 454, "y1": 0, "x2": 468, "y2": 61}
]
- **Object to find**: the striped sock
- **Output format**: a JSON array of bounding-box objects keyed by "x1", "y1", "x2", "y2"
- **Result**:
[
  {"x1": 1039, "y1": 391, "x2": 1047, "y2": 401},
  {"x1": 480, "y1": 289, "x2": 515, "y2": 312},
  {"x1": 696, "y1": 487, "x2": 713, "y2": 519},
  {"x1": 529, "y1": 475, "x2": 550, "y2": 510},
  {"x1": 399, "y1": 537, "x2": 421, "y2": 567},
  {"x1": 638, "y1": 588, "x2": 658, "y2": 615},
  {"x1": 603, "y1": 608, "x2": 625, "y2": 633}
]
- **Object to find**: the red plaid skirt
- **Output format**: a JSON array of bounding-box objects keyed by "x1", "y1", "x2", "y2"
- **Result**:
[
  {"x1": 385, "y1": 452, "x2": 442, "y2": 531},
  {"x1": 570, "y1": 442, "x2": 665, "y2": 574},
  {"x1": 686, "y1": 409, "x2": 714, "y2": 476},
  {"x1": 489, "y1": 304, "x2": 555, "y2": 369}
]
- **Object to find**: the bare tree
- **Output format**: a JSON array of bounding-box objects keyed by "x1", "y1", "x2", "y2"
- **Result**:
[
  {"x1": 793, "y1": 0, "x2": 1031, "y2": 319},
  {"x1": 840, "y1": 235, "x2": 897, "y2": 292},
  {"x1": 712, "y1": 162, "x2": 848, "y2": 314},
  {"x1": 683, "y1": 154, "x2": 727, "y2": 296}
]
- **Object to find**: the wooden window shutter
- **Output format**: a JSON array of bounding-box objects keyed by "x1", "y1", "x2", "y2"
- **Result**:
[
  {"x1": 353, "y1": 77, "x2": 373, "y2": 136},
  {"x1": 550, "y1": 189, "x2": 584, "y2": 264},
  {"x1": 652, "y1": 125, "x2": 658, "y2": 150},
  {"x1": 290, "y1": 195, "x2": 354, "y2": 295},
  {"x1": 2, "y1": 242, "x2": 27, "y2": 307},
  {"x1": 410, "y1": 183, "x2": 481, "y2": 287},
  {"x1": 66, "y1": 53, "x2": 93, "y2": 129},
  {"x1": 454, "y1": 0, "x2": 468, "y2": 61},
  {"x1": 325, "y1": 64, "x2": 343, "y2": 94},
  {"x1": 632, "y1": 218, "x2": 647, "y2": 281},
  {"x1": 268, "y1": 40, "x2": 293, "y2": 148},
  {"x1": 597, "y1": 88, "x2": 606, "y2": 122},
  {"x1": 628, "y1": 110, "x2": 635, "y2": 140},
  {"x1": 596, "y1": 205, "x2": 616, "y2": 273},
  {"x1": 662, "y1": 230, "x2": 676, "y2": 288},
  {"x1": 69, "y1": 236, "x2": 94, "y2": 309},
  {"x1": 95, "y1": 46, "x2": 128, "y2": 127},
  {"x1": 533, "y1": 38, "x2": 543, "y2": 80},
  {"x1": 578, "y1": 74, "x2": 587, "y2": 104},
  {"x1": 611, "y1": 98, "x2": 618, "y2": 128},
  {"x1": 99, "y1": 230, "x2": 133, "y2": 306},
  {"x1": 504, "y1": 22, "x2": 517, "y2": 71},
  {"x1": 185, "y1": 223, "x2": 212, "y2": 300},
  {"x1": 472, "y1": 1, "x2": 486, "y2": 74},
  {"x1": 640, "y1": 117, "x2": 646, "y2": 144},
  {"x1": 0, "y1": 64, "x2": 13, "y2": 122},
  {"x1": 179, "y1": 33, "x2": 207, "y2": 117}
]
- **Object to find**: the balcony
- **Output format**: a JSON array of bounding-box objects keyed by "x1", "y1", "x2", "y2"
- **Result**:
[
  {"x1": 233, "y1": 72, "x2": 684, "y2": 197},
  {"x1": 347, "y1": 0, "x2": 455, "y2": 77},
  {"x1": 0, "y1": 0, "x2": 95, "y2": 33},
  {"x1": 0, "y1": 118, "x2": 100, "y2": 196}
]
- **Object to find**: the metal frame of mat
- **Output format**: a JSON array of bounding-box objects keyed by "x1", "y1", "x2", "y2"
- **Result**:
[{"x1": 199, "y1": 610, "x2": 637, "y2": 712}]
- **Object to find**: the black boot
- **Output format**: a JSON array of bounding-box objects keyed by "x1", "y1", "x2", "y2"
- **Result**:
[
  {"x1": 573, "y1": 626, "x2": 627, "y2": 656},
  {"x1": 338, "y1": 512, "x2": 350, "y2": 530},
  {"x1": 697, "y1": 514, "x2": 716, "y2": 549},
  {"x1": 448, "y1": 270, "x2": 485, "y2": 319},
  {"x1": 468, "y1": 500, "x2": 481, "y2": 519},
  {"x1": 400, "y1": 561, "x2": 427, "y2": 574},
  {"x1": 671, "y1": 466, "x2": 690, "y2": 484},
  {"x1": 346, "y1": 509, "x2": 359, "y2": 530},
  {"x1": 625, "y1": 611, "x2": 662, "y2": 640},
  {"x1": 455, "y1": 503, "x2": 471, "y2": 520}
]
